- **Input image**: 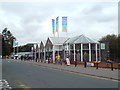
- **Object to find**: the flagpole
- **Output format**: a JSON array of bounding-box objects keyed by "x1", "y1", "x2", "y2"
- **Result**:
[
  {"x1": 14, "y1": 47, "x2": 15, "y2": 59},
  {"x1": 17, "y1": 41, "x2": 18, "y2": 55},
  {"x1": 62, "y1": 16, "x2": 68, "y2": 59},
  {"x1": 57, "y1": 16, "x2": 60, "y2": 60},
  {"x1": 58, "y1": 27, "x2": 60, "y2": 61},
  {"x1": 52, "y1": 19, "x2": 55, "y2": 37}
]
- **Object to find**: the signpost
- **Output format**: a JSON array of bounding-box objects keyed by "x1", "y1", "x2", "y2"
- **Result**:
[{"x1": 100, "y1": 43, "x2": 105, "y2": 49}]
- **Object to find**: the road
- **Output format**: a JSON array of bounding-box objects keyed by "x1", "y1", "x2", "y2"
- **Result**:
[{"x1": 2, "y1": 59, "x2": 119, "y2": 88}]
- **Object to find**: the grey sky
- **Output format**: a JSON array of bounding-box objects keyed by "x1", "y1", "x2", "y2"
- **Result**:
[{"x1": 0, "y1": 1, "x2": 118, "y2": 45}]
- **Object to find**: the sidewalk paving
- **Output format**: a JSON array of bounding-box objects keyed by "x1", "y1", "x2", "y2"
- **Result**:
[{"x1": 22, "y1": 60, "x2": 119, "y2": 81}]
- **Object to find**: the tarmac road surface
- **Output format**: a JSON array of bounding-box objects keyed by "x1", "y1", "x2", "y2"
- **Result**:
[{"x1": 2, "y1": 59, "x2": 119, "y2": 88}]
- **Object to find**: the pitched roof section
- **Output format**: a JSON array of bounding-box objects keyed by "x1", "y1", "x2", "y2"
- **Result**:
[
  {"x1": 42, "y1": 40, "x2": 46, "y2": 46},
  {"x1": 66, "y1": 34, "x2": 98, "y2": 44},
  {"x1": 40, "y1": 40, "x2": 46, "y2": 48},
  {"x1": 49, "y1": 37, "x2": 69, "y2": 45}
]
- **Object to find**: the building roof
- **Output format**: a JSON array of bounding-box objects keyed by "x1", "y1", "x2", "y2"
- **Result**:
[
  {"x1": 42, "y1": 40, "x2": 46, "y2": 46},
  {"x1": 65, "y1": 34, "x2": 98, "y2": 44},
  {"x1": 40, "y1": 40, "x2": 46, "y2": 49},
  {"x1": 49, "y1": 37, "x2": 69, "y2": 45}
]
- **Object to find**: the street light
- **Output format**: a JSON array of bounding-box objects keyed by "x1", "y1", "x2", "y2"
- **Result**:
[
  {"x1": 34, "y1": 44, "x2": 37, "y2": 62},
  {"x1": 31, "y1": 47, "x2": 34, "y2": 61}
]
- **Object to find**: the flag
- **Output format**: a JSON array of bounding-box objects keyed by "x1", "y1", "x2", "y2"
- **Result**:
[
  {"x1": 62, "y1": 16, "x2": 67, "y2": 32},
  {"x1": 13, "y1": 41, "x2": 18, "y2": 47},
  {"x1": 56, "y1": 16, "x2": 59, "y2": 32},
  {"x1": 52, "y1": 19, "x2": 55, "y2": 34}
]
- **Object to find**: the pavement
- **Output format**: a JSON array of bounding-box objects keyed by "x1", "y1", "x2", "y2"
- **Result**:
[{"x1": 17, "y1": 59, "x2": 119, "y2": 82}]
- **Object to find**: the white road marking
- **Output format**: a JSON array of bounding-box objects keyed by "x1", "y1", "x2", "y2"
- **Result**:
[{"x1": 0, "y1": 79, "x2": 12, "y2": 89}]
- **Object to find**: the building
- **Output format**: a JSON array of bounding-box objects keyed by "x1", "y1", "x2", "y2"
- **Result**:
[
  {"x1": 34, "y1": 34, "x2": 108, "y2": 63},
  {"x1": 64, "y1": 34, "x2": 100, "y2": 63},
  {"x1": 45, "y1": 37, "x2": 69, "y2": 63},
  {"x1": 39, "y1": 40, "x2": 46, "y2": 62}
]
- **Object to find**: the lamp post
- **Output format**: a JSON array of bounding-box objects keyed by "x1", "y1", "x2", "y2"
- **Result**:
[
  {"x1": 31, "y1": 47, "x2": 34, "y2": 61},
  {"x1": 34, "y1": 44, "x2": 37, "y2": 62},
  {"x1": 96, "y1": 61, "x2": 98, "y2": 69},
  {"x1": 83, "y1": 52, "x2": 87, "y2": 68}
]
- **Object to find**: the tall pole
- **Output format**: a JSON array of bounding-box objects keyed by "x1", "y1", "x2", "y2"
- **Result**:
[
  {"x1": 53, "y1": 45, "x2": 55, "y2": 63},
  {"x1": 54, "y1": 32, "x2": 55, "y2": 37},
  {"x1": 39, "y1": 48, "x2": 40, "y2": 62},
  {"x1": 44, "y1": 47, "x2": 46, "y2": 62},
  {"x1": 57, "y1": 16, "x2": 60, "y2": 60},
  {"x1": 16, "y1": 46, "x2": 18, "y2": 60},
  {"x1": 13, "y1": 40, "x2": 16, "y2": 59},
  {"x1": 63, "y1": 44, "x2": 65, "y2": 60},
  {"x1": 74, "y1": 44, "x2": 77, "y2": 67},
  {"x1": 38, "y1": 44, "x2": 40, "y2": 62},
  {"x1": 68, "y1": 43, "x2": 70, "y2": 57},
  {"x1": 14, "y1": 47, "x2": 15, "y2": 59},
  {"x1": 34, "y1": 44, "x2": 36, "y2": 61},
  {"x1": 81, "y1": 43, "x2": 83, "y2": 62},
  {"x1": 96, "y1": 44, "x2": 98, "y2": 62},
  {"x1": 31, "y1": 47, "x2": 33, "y2": 61},
  {"x1": 99, "y1": 43, "x2": 101, "y2": 61},
  {"x1": 14, "y1": 47, "x2": 15, "y2": 55},
  {"x1": 74, "y1": 44, "x2": 76, "y2": 62},
  {"x1": 32, "y1": 46, "x2": 34, "y2": 61},
  {"x1": 89, "y1": 43, "x2": 91, "y2": 62}
]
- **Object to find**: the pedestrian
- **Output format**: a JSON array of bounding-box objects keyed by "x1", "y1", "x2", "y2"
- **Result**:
[
  {"x1": 66, "y1": 57, "x2": 70, "y2": 66},
  {"x1": 48, "y1": 58, "x2": 50, "y2": 64},
  {"x1": 21, "y1": 55, "x2": 23, "y2": 61}
]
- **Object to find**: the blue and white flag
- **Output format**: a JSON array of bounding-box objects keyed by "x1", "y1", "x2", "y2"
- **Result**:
[
  {"x1": 62, "y1": 16, "x2": 67, "y2": 32},
  {"x1": 52, "y1": 19, "x2": 55, "y2": 34},
  {"x1": 56, "y1": 16, "x2": 59, "y2": 32},
  {"x1": 13, "y1": 41, "x2": 18, "y2": 47}
]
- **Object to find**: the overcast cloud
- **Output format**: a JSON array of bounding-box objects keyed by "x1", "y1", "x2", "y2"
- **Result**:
[{"x1": 0, "y1": 1, "x2": 118, "y2": 45}]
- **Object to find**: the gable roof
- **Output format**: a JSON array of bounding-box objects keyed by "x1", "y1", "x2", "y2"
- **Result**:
[
  {"x1": 65, "y1": 34, "x2": 98, "y2": 44},
  {"x1": 42, "y1": 40, "x2": 46, "y2": 46},
  {"x1": 49, "y1": 37, "x2": 69, "y2": 45},
  {"x1": 40, "y1": 40, "x2": 46, "y2": 48}
]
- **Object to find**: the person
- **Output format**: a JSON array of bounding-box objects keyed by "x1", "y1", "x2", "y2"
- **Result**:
[
  {"x1": 66, "y1": 57, "x2": 70, "y2": 66},
  {"x1": 48, "y1": 58, "x2": 50, "y2": 64},
  {"x1": 21, "y1": 55, "x2": 23, "y2": 61}
]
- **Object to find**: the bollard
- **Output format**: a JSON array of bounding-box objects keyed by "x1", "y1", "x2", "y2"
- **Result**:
[
  {"x1": 84, "y1": 61, "x2": 87, "y2": 68},
  {"x1": 75, "y1": 61, "x2": 77, "y2": 67},
  {"x1": 111, "y1": 62, "x2": 113, "y2": 71},
  {"x1": 96, "y1": 62, "x2": 98, "y2": 69}
]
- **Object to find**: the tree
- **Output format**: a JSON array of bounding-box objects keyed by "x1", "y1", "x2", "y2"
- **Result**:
[
  {"x1": 117, "y1": 35, "x2": 120, "y2": 59},
  {"x1": 99, "y1": 34, "x2": 118, "y2": 61},
  {"x1": 2, "y1": 28, "x2": 16, "y2": 56}
]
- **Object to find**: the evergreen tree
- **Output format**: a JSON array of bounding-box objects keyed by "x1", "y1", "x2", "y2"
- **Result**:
[
  {"x1": 2, "y1": 28, "x2": 16, "y2": 56},
  {"x1": 99, "y1": 34, "x2": 118, "y2": 60}
]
